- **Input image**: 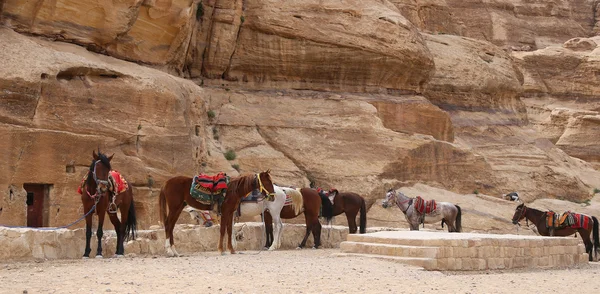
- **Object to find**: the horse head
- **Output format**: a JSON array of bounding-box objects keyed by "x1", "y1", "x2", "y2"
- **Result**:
[
  {"x1": 382, "y1": 189, "x2": 396, "y2": 208},
  {"x1": 256, "y1": 169, "x2": 275, "y2": 198},
  {"x1": 512, "y1": 203, "x2": 526, "y2": 225},
  {"x1": 90, "y1": 150, "x2": 114, "y2": 196}
]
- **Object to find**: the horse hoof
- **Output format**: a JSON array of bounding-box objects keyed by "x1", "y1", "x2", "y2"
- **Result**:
[
  {"x1": 312, "y1": 246, "x2": 317, "y2": 250},
  {"x1": 268, "y1": 247, "x2": 275, "y2": 251},
  {"x1": 82, "y1": 256, "x2": 89, "y2": 259},
  {"x1": 115, "y1": 255, "x2": 124, "y2": 258},
  {"x1": 296, "y1": 247, "x2": 302, "y2": 250},
  {"x1": 95, "y1": 255, "x2": 103, "y2": 259}
]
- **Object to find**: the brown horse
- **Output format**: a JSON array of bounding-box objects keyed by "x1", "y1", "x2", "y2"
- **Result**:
[
  {"x1": 320, "y1": 189, "x2": 367, "y2": 234},
  {"x1": 159, "y1": 170, "x2": 275, "y2": 256},
  {"x1": 265, "y1": 187, "x2": 323, "y2": 249},
  {"x1": 512, "y1": 203, "x2": 599, "y2": 261},
  {"x1": 80, "y1": 151, "x2": 137, "y2": 258}
]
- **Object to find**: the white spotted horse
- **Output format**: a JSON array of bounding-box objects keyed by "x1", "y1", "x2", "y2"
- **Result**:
[{"x1": 382, "y1": 189, "x2": 462, "y2": 232}]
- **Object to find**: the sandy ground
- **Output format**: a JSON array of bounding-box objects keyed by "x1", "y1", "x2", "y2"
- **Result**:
[{"x1": 1, "y1": 249, "x2": 599, "y2": 294}]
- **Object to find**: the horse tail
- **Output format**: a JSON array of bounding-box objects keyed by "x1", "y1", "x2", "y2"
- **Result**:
[
  {"x1": 593, "y1": 216, "x2": 599, "y2": 256},
  {"x1": 359, "y1": 197, "x2": 367, "y2": 234},
  {"x1": 159, "y1": 187, "x2": 167, "y2": 228},
  {"x1": 290, "y1": 188, "x2": 304, "y2": 215},
  {"x1": 455, "y1": 205, "x2": 462, "y2": 232},
  {"x1": 319, "y1": 192, "x2": 334, "y2": 222},
  {"x1": 125, "y1": 195, "x2": 137, "y2": 241}
]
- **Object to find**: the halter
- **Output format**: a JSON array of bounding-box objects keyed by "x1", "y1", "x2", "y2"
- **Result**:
[
  {"x1": 88, "y1": 160, "x2": 117, "y2": 213},
  {"x1": 255, "y1": 173, "x2": 275, "y2": 199},
  {"x1": 514, "y1": 205, "x2": 528, "y2": 226},
  {"x1": 385, "y1": 191, "x2": 412, "y2": 212}
]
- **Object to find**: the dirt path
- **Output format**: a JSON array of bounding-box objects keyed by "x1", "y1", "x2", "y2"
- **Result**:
[{"x1": 1, "y1": 249, "x2": 599, "y2": 293}]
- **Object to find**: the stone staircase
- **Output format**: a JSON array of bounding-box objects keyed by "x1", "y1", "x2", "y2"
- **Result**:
[{"x1": 336, "y1": 230, "x2": 589, "y2": 271}]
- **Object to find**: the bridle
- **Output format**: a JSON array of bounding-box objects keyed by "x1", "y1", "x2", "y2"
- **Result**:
[
  {"x1": 384, "y1": 191, "x2": 412, "y2": 212},
  {"x1": 255, "y1": 173, "x2": 275, "y2": 199},
  {"x1": 86, "y1": 160, "x2": 116, "y2": 210},
  {"x1": 513, "y1": 205, "x2": 528, "y2": 226}
]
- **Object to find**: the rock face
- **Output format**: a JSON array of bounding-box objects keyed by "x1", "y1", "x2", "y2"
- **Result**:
[
  {"x1": 0, "y1": 27, "x2": 212, "y2": 229},
  {"x1": 196, "y1": 0, "x2": 435, "y2": 93},
  {"x1": 0, "y1": 0, "x2": 199, "y2": 73},
  {"x1": 515, "y1": 37, "x2": 600, "y2": 169},
  {"x1": 390, "y1": 0, "x2": 595, "y2": 50},
  {"x1": 2, "y1": 0, "x2": 600, "y2": 232}
]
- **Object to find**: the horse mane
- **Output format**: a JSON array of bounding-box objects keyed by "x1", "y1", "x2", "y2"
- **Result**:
[{"x1": 226, "y1": 173, "x2": 255, "y2": 196}]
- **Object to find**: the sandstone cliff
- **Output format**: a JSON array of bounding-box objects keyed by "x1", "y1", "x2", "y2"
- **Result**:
[{"x1": 2, "y1": 0, "x2": 600, "y2": 231}]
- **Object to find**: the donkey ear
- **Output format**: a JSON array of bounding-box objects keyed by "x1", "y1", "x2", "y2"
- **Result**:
[
  {"x1": 93, "y1": 150, "x2": 98, "y2": 160},
  {"x1": 108, "y1": 153, "x2": 114, "y2": 161}
]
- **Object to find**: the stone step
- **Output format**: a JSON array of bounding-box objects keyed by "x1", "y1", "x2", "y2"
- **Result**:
[
  {"x1": 333, "y1": 252, "x2": 438, "y2": 270},
  {"x1": 340, "y1": 241, "x2": 439, "y2": 258}
]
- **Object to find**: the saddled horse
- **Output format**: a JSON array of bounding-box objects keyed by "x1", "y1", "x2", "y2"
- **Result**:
[
  {"x1": 264, "y1": 187, "x2": 323, "y2": 249},
  {"x1": 320, "y1": 189, "x2": 367, "y2": 234},
  {"x1": 512, "y1": 203, "x2": 599, "y2": 261},
  {"x1": 184, "y1": 184, "x2": 302, "y2": 251},
  {"x1": 159, "y1": 170, "x2": 275, "y2": 256},
  {"x1": 79, "y1": 150, "x2": 137, "y2": 258},
  {"x1": 382, "y1": 189, "x2": 462, "y2": 232}
]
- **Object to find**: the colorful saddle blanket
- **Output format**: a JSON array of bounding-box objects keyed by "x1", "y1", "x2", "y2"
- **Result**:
[
  {"x1": 190, "y1": 172, "x2": 229, "y2": 204},
  {"x1": 546, "y1": 211, "x2": 590, "y2": 230},
  {"x1": 77, "y1": 170, "x2": 129, "y2": 196},
  {"x1": 414, "y1": 196, "x2": 437, "y2": 214},
  {"x1": 284, "y1": 191, "x2": 294, "y2": 206},
  {"x1": 241, "y1": 190, "x2": 263, "y2": 202}
]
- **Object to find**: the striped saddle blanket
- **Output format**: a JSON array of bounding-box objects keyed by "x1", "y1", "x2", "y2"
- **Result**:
[
  {"x1": 414, "y1": 196, "x2": 437, "y2": 214},
  {"x1": 546, "y1": 211, "x2": 590, "y2": 230},
  {"x1": 190, "y1": 172, "x2": 229, "y2": 204}
]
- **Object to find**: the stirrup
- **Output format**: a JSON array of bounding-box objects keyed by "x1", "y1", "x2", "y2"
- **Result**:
[{"x1": 108, "y1": 202, "x2": 118, "y2": 214}]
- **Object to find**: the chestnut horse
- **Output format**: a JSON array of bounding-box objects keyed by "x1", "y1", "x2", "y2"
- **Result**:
[
  {"x1": 80, "y1": 151, "x2": 137, "y2": 258},
  {"x1": 512, "y1": 203, "x2": 599, "y2": 261},
  {"x1": 159, "y1": 170, "x2": 275, "y2": 256},
  {"x1": 265, "y1": 187, "x2": 323, "y2": 249},
  {"x1": 320, "y1": 189, "x2": 367, "y2": 234}
]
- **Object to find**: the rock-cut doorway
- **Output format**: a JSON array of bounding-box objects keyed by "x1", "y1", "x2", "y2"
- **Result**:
[{"x1": 23, "y1": 183, "x2": 52, "y2": 228}]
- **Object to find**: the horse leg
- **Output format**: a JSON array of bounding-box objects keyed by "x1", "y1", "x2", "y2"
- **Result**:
[
  {"x1": 298, "y1": 222, "x2": 312, "y2": 249},
  {"x1": 96, "y1": 212, "x2": 105, "y2": 258},
  {"x1": 312, "y1": 220, "x2": 322, "y2": 249},
  {"x1": 263, "y1": 211, "x2": 274, "y2": 249},
  {"x1": 83, "y1": 210, "x2": 93, "y2": 258},
  {"x1": 269, "y1": 215, "x2": 283, "y2": 251},
  {"x1": 108, "y1": 212, "x2": 123, "y2": 257},
  {"x1": 346, "y1": 211, "x2": 358, "y2": 234},
  {"x1": 165, "y1": 203, "x2": 185, "y2": 257},
  {"x1": 227, "y1": 214, "x2": 236, "y2": 254},
  {"x1": 218, "y1": 213, "x2": 227, "y2": 255}
]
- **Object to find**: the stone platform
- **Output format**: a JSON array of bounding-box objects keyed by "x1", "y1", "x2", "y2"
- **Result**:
[
  {"x1": 0, "y1": 223, "x2": 350, "y2": 260},
  {"x1": 337, "y1": 231, "x2": 589, "y2": 271}
]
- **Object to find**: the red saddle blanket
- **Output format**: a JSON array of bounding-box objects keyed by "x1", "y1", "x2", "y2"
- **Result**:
[
  {"x1": 77, "y1": 170, "x2": 128, "y2": 195},
  {"x1": 546, "y1": 211, "x2": 590, "y2": 230},
  {"x1": 192, "y1": 172, "x2": 228, "y2": 195},
  {"x1": 414, "y1": 196, "x2": 437, "y2": 214}
]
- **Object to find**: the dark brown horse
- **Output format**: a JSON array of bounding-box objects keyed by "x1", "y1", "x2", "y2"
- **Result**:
[
  {"x1": 265, "y1": 187, "x2": 323, "y2": 249},
  {"x1": 80, "y1": 151, "x2": 137, "y2": 258},
  {"x1": 159, "y1": 170, "x2": 275, "y2": 256},
  {"x1": 512, "y1": 203, "x2": 599, "y2": 261},
  {"x1": 320, "y1": 189, "x2": 367, "y2": 234}
]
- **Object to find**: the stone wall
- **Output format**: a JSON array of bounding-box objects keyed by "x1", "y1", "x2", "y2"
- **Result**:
[{"x1": 0, "y1": 223, "x2": 349, "y2": 260}]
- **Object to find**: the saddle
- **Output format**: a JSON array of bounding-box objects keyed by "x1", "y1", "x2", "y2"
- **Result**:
[
  {"x1": 317, "y1": 188, "x2": 334, "y2": 205},
  {"x1": 546, "y1": 211, "x2": 590, "y2": 233},
  {"x1": 76, "y1": 170, "x2": 129, "y2": 197},
  {"x1": 190, "y1": 172, "x2": 229, "y2": 213},
  {"x1": 414, "y1": 196, "x2": 437, "y2": 215}
]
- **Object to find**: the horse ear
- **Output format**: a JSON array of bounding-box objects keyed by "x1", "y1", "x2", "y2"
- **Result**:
[
  {"x1": 93, "y1": 150, "x2": 98, "y2": 160},
  {"x1": 108, "y1": 153, "x2": 114, "y2": 162},
  {"x1": 266, "y1": 168, "x2": 271, "y2": 174}
]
